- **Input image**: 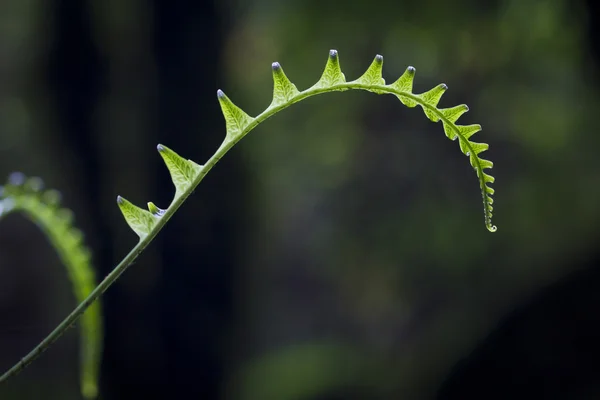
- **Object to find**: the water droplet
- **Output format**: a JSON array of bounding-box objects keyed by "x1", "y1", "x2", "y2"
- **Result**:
[{"x1": 466, "y1": 151, "x2": 470, "y2": 156}]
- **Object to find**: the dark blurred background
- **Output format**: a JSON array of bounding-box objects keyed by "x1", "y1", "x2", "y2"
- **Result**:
[{"x1": 1, "y1": 0, "x2": 600, "y2": 399}]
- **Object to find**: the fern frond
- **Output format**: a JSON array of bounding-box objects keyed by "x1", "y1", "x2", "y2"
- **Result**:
[
  {"x1": 0, "y1": 49, "x2": 497, "y2": 391},
  {"x1": 118, "y1": 49, "x2": 496, "y2": 234},
  {"x1": 0, "y1": 173, "x2": 102, "y2": 399}
]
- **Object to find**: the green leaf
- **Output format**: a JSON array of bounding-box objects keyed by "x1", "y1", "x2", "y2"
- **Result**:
[
  {"x1": 157, "y1": 144, "x2": 202, "y2": 196},
  {"x1": 0, "y1": 174, "x2": 102, "y2": 399},
  {"x1": 269, "y1": 62, "x2": 300, "y2": 107},
  {"x1": 116, "y1": 195, "x2": 157, "y2": 239},
  {"x1": 439, "y1": 104, "x2": 469, "y2": 124},
  {"x1": 443, "y1": 123, "x2": 481, "y2": 141},
  {"x1": 217, "y1": 89, "x2": 254, "y2": 140},
  {"x1": 390, "y1": 66, "x2": 418, "y2": 107},
  {"x1": 311, "y1": 49, "x2": 346, "y2": 89},
  {"x1": 353, "y1": 54, "x2": 386, "y2": 89},
  {"x1": 417, "y1": 83, "x2": 448, "y2": 122}
]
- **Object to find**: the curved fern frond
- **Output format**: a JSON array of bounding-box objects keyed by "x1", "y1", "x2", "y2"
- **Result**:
[
  {"x1": 118, "y1": 49, "x2": 496, "y2": 234},
  {"x1": 0, "y1": 49, "x2": 497, "y2": 390},
  {"x1": 0, "y1": 173, "x2": 102, "y2": 399}
]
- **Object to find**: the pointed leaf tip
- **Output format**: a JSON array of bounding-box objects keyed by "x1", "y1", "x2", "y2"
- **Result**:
[
  {"x1": 353, "y1": 53, "x2": 386, "y2": 87},
  {"x1": 440, "y1": 104, "x2": 470, "y2": 126},
  {"x1": 391, "y1": 66, "x2": 418, "y2": 107},
  {"x1": 311, "y1": 48, "x2": 346, "y2": 89},
  {"x1": 117, "y1": 195, "x2": 157, "y2": 239},
  {"x1": 157, "y1": 144, "x2": 201, "y2": 195},
  {"x1": 270, "y1": 60, "x2": 300, "y2": 106},
  {"x1": 418, "y1": 83, "x2": 449, "y2": 121},
  {"x1": 217, "y1": 89, "x2": 253, "y2": 139}
]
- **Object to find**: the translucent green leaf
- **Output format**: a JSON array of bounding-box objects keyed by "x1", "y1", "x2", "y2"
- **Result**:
[
  {"x1": 116, "y1": 195, "x2": 157, "y2": 239},
  {"x1": 444, "y1": 123, "x2": 482, "y2": 141},
  {"x1": 157, "y1": 144, "x2": 202, "y2": 196},
  {"x1": 217, "y1": 89, "x2": 254, "y2": 140},
  {"x1": 390, "y1": 66, "x2": 417, "y2": 107},
  {"x1": 311, "y1": 49, "x2": 346, "y2": 89},
  {"x1": 460, "y1": 140, "x2": 488, "y2": 157},
  {"x1": 482, "y1": 172, "x2": 495, "y2": 184},
  {"x1": 479, "y1": 158, "x2": 494, "y2": 171},
  {"x1": 460, "y1": 124, "x2": 483, "y2": 140},
  {"x1": 353, "y1": 54, "x2": 386, "y2": 89},
  {"x1": 439, "y1": 104, "x2": 469, "y2": 124},
  {"x1": 270, "y1": 62, "x2": 300, "y2": 107},
  {"x1": 417, "y1": 83, "x2": 448, "y2": 122}
]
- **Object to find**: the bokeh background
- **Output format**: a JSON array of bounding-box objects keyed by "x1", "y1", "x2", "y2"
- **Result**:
[{"x1": 1, "y1": 0, "x2": 600, "y2": 399}]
